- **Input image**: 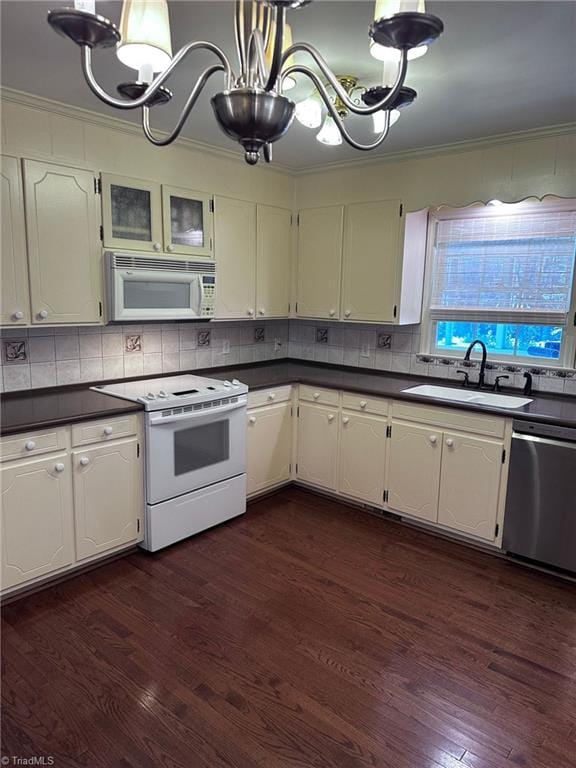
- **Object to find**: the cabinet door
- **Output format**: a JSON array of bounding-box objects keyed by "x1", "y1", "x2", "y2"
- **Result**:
[
  {"x1": 387, "y1": 420, "x2": 442, "y2": 522},
  {"x1": 341, "y1": 200, "x2": 402, "y2": 323},
  {"x1": 296, "y1": 402, "x2": 339, "y2": 491},
  {"x1": 101, "y1": 173, "x2": 163, "y2": 251},
  {"x1": 438, "y1": 432, "x2": 503, "y2": 541},
  {"x1": 1, "y1": 156, "x2": 30, "y2": 326},
  {"x1": 162, "y1": 185, "x2": 213, "y2": 258},
  {"x1": 296, "y1": 206, "x2": 344, "y2": 319},
  {"x1": 247, "y1": 402, "x2": 292, "y2": 496},
  {"x1": 256, "y1": 205, "x2": 291, "y2": 318},
  {"x1": 214, "y1": 196, "x2": 256, "y2": 319},
  {"x1": 72, "y1": 438, "x2": 142, "y2": 561},
  {"x1": 1, "y1": 454, "x2": 74, "y2": 590},
  {"x1": 338, "y1": 411, "x2": 387, "y2": 506},
  {"x1": 24, "y1": 160, "x2": 102, "y2": 324}
]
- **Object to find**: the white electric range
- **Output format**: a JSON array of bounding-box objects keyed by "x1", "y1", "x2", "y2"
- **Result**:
[{"x1": 93, "y1": 374, "x2": 248, "y2": 551}]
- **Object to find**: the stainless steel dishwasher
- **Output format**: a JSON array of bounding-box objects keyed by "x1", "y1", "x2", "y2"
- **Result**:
[{"x1": 503, "y1": 420, "x2": 576, "y2": 573}]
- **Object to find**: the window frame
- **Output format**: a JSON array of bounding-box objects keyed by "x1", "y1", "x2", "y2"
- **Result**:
[{"x1": 420, "y1": 198, "x2": 576, "y2": 369}]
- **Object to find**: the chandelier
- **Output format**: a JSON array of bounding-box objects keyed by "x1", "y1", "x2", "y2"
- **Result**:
[{"x1": 47, "y1": 0, "x2": 444, "y2": 166}]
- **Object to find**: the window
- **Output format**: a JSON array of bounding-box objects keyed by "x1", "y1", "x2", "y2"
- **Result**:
[{"x1": 423, "y1": 201, "x2": 576, "y2": 366}]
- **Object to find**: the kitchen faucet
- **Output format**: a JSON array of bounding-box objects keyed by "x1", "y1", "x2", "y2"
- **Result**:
[{"x1": 463, "y1": 339, "x2": 488, "y2": 389}]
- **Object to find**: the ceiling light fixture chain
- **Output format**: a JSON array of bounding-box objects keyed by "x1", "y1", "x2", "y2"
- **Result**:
[{"x1": 46, "y1": 0, "x2": 444, "y2": 165}]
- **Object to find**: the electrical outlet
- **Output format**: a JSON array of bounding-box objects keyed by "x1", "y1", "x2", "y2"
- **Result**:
[
  {"x1": 360, "y1": 344, "x2": 370, "y2": 358},
  {"x1": 222, "y1": 339, "x2": 230, "y2": 354},
  {"x1": 274, "y1": 338, "x2": 282, "y2": 352}
]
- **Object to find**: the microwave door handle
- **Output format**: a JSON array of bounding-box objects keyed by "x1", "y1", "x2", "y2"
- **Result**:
[
  {"x1": 196, "y1": 277, "x2": 204, "y2": 317},
  {"x1": 148, "y1": 399, "x2": 246, "y2": 426}
]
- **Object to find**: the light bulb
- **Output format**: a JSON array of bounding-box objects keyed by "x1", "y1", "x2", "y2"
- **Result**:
[
  {"x1": 74, "y1": 0, "x2": 95, "y2": 11},
  {"x1": 370, "y1": 42, "x2": 428, "y2": 62},
  {"x1": 317, "y1": 115, "x2": 342, "y2": 146},
  {"x1": 117, "y1": 0, "x2": 172, "y2": 78},
  {"x1": 371, "y1": 0, "x2": 428, "y2": 62},
  {"x1": 283, "y1": 75, "x2": 297, "y2": 91},
  {"x1": 373, "y1": 109, "x2": 400, "y2": 133},
  {"x1": 295, "y1": 97, "x2": 322, "y2": 129}
]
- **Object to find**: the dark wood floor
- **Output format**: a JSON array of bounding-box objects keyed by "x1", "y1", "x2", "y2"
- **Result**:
[{"x1": 2, "y1": 487, "x2": 576, "y2": 768}]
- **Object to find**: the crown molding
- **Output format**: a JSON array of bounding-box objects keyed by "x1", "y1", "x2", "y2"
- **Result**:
[
  {"x1": 0, "y1": 87, "x2": 295, "y2": 175},
  {"x1": 291, "y1": 122, "x2": 576, "y2": 176}
]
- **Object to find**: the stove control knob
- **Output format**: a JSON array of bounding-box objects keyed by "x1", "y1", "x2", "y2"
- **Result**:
[
  {"x1": 159, "y1": 390, "x2": 168, "y2": 398},
  {"x1": 232, "y1": 379, "x2": 240, "y2": 386},
  {"x1": 147, "y1": 392, "x2": 156, "y2": 400},
  {"x1": 223, "y1": 381, "x2": 232, "y2": 387}
]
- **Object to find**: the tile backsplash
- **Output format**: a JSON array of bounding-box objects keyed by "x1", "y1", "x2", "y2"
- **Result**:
[{"x1": 2, "y1": 318, "x2": 575, "y2": 397}]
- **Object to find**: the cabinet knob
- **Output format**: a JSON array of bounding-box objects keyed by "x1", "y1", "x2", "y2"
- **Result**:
[
  {"x1": 268, "y1": 393, "x2": 276, "y2": 400},
  {"x1": 247, "y1": 308, "x2": 254, "y2": 316},
  {"x1": 12, "y1": 310, "x2": 24, "y2": 321},
  {"x1": 249, "y1": 416, "x2": 256, "y2": 424},
  {"x1": 166, "y1": 244, "x2": 174, "y2": 252},
  {"x1": 54, "y1": 462, "x2": 65, "y2": 473},
  {"x1": 79, "y1": 456, "x2": 90, "y2": 466},
  {"x1": 327, "y1": 414, "x2": 335, "y2": 422},
  {"x1": 429, "y1": 435, "x2": 438, "y2": 444},
  {"x1": 329, "y1": 310, "x2": 336, "y2": 317},
  {"x1": 259, "y1": 308, "x2": 265, "y2": 315},
  {"x1": 342, "y1": 416, "x2": 349, "y2": 424},
  {"x1": 344, "y1": 310, "x2": 351, "y2": 318},
  {"x1": 446, "y1": 438, "x2": 454, "y2": 448},
  {"x1": 313, "y1": 392, "x2": 320, "y2": 400},
  {"x1": 37, "y1": 309, "x2": 48, "y2": 320},
  {"x1": 360, "y1": 400, "x2": 367, "y2": 409},
  {"x1": 103, "y1": 426, "x2": 113, "y2": 435},
  {"x1": 153, "y1": 242, "x2": 161, "y2": 251},
  {"x1": 25, "y1": 440, "x2": 36, "y2": 451}
]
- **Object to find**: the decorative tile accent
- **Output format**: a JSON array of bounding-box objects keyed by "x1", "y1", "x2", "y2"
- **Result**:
[
  {"x1": 315, "y1": 328, "x2": 329, "y2": 344},
  {"x1": 377, "y1": 333, "x2": 392, "y2": 349},
  {"x1": 3, "y1": 339, "x2": 28, "y2": 364},
  {"x1": 254, "y1": 327, "x2": 265, "y2": 343},
  {"x1": 197, "y1": 329, "x2": 211, "y2": 347},
  {"x1": 124, "y1": 334, "x2": 142, "y2": 353}
]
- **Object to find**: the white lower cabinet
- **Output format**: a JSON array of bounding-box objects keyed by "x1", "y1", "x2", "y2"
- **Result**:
[
  {"x1": 247, "y1": 402, "x2": 293, "y2": 496},
  {"x1": 1, "y1": 453, "x2": 75, "y2": 590},
  {"x1": 296, "y1": 402, "x2": 339, "y2": 491},
  {"x1": 437, "y1": 432, "x2": 503, "y2": 540},
  {"x1": 338, "y1": 411, "x2": 387, "y2": 506},
  {"x1": 387, "y1": 420, "x2": 442, "y2": 522},
  {"x1": 73, "y1": 438, "x2": 142, "y2": 560}
]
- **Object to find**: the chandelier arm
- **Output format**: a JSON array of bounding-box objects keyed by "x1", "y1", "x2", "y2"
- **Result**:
[
  {"x1": 234, "y1": 0, "x2": 247, "y2": 82},
  {"x1": 246, "y1": 27, "x2": 268, "y2": 88},
  {"x1": 81, "y1": 40, "x2": 232, "y2": 110},
  {"x1": 282, "y1": 43, "x2": 408, "y2": 115},
  {"x1": 141, "y1": 64, "x2": 225, "y2": 147},
  {"x1": 264, "y1": 5, "x2": 286, "y2": 91},
  {"x1": 283, "y1": 66, "x2": 392, "y2": 151}
]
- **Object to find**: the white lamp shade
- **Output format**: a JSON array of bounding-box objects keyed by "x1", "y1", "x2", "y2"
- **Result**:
[
  {"x1": 373, "y1": 109, "x2": 400, "y2": 133},
  {"x1": 295, "y1": 97, "x2": 322, "y2": 129},
  {"x1": 317, "y1": 115, "x2": 342, "y2": 146},
  {"x1": 117, "y1": 0, "x2": 172, "y2": 75},
  {"x1": 371, "y1": 0, "x2": 427, "y2": 62}
]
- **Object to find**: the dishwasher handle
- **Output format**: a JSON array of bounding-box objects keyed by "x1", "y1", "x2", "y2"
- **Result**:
[{"x1": 512, "y1": 432, "x2": 576, "y2": 450}]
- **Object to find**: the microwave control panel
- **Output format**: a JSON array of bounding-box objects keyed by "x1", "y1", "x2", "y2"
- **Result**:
[{"x1": 201, "y1": 275, "x2": 216, "y2": 317}]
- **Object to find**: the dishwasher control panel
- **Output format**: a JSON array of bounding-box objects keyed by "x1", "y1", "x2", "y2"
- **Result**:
[{"x1": 512, "y1": 419, "x2": 576, "y2": 443}]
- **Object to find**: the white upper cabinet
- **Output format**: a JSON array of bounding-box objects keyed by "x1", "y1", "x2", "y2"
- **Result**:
[
  {"x1": 1, "y1": 156, "x2": 30, "y2": 326},
  {"x1": 101, "y1": 173, "x2": 163, "y2": 252},
  {"x1": 214, "y1": 196, "x2": 257, "y2": 320},
  {"x1": 24, "y1": 160, "x2": 102, "y2": 325},
  {"x1": 256, "y1": 205, "x2": 292, "y2": 318},
  {"x1": 296, "y1": 206, "x2": 344, "y2": 320},
  {"x1": 162, "y1": 185, "x2": 213, "y2": 258},
  {"x1": 341, "y1": 200, "x2": 402, "y2": 323}
]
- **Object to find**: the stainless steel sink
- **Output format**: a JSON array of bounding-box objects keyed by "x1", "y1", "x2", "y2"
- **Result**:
[{"x1": 401, "y1": 384, "x2": 533, "y2": 409}]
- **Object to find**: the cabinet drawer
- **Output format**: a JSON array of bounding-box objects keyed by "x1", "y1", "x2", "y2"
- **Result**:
[
  {"x1": 248, "y1": 385, "x2": 292, "y2": 409},
  {"x1": 71, "y1": 415, "x2": 139, "y2": 447},
  {"x1": 392, "y1": 401, "x2": 506, "y2": 438},
  {"x1": 0, "y1": 428, "x2": 68, "y2": 463},
  {"x1": 342, "y1": 392, "x2": 389, "y2": 416},
  {"x1": 299, "y1": 385, "x2": 340, "y2": 407}
]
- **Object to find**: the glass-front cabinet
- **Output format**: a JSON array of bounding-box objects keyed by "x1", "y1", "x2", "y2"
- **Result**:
[{"x1": 101, "y1": 174, "x2": 213, "y2": 258}]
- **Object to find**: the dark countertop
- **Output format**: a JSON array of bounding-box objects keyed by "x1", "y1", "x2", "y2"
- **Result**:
[{"x1": 2, "y1": 360, "x2": 576, "y2": 436}]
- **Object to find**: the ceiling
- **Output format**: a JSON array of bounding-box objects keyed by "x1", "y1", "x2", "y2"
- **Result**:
[{"x1": 1, "y1": 0, "x2": 575, "y2": 170}]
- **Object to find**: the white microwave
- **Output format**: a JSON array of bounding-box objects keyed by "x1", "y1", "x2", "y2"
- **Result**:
[{"x1": 105, "y1": 252, "x2": 216, "y2": 322}]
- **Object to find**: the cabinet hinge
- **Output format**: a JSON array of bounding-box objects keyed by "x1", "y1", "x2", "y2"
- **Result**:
[
  {"x1": 295, "y1": 463, "x2": 299, "y2": 474},
  {"x1": 210, "y1": 236, "x2": 213, "y2": 251},
  {"x1": 137, "y1": 442, "x2": 140, "y2": 458},
  {"x1": 383, "y1": 490, "x2": 389, "y2": 503},
  {"x1": 386, "y1": 425, "x2": 392, "y2": 438},
  {"x1": 297, "y1": 213, "x2": 300, "y2": 226},
  {"x1": 289, "y1": 463, "x2": 292, "y2": 473},
  {"x1": 99, "y1": 225, "x2": 104, "y2": 242},
  {"x1": 399, "y1": 203, "x2": 403, "y2": 217},
  {"x1": 295, "y1": 302, "x2": 298, "y2": 313},
  {"x1": 99, "y1": 301, "x2": 103, "y2": 318},
  {"x1": 209, "y1": 198, "x2": 214, "y2": 213},
  {"x1": 94, "y1": 177, "x2": 101, "y2": 194},
  {"x1": 393, "y1": 305, "x2": 398, "y2": 319},
  {"x1": 495, "y1": 523, "x2": 499, "y2": 537},
  {"x1": 502, "y1": 448, "x2": 506, "y2": 464},
  {"x1": 137, "y1": 519, "x2": 140, "y2": 533},
  {"x1": 297, "y1": 406, "x2": 300, "y2": 417}
]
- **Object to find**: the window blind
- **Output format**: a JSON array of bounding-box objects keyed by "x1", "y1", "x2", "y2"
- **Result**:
[{"x1": 430, "y1": 209, "x2": 576, "y2": 324}]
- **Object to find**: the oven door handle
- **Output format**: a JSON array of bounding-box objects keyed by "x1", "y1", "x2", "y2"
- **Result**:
[{"x1": 148, "y1": 399, "x2": 246, "y2": 426}]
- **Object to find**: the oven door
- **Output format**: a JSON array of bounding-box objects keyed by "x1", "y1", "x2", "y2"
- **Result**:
[
  {"x1": 112, "y1": 268, "x2": 203, "y2": 321},
  {"x1": 145, "y1": 399, "x2": 247, "y2": 504}
]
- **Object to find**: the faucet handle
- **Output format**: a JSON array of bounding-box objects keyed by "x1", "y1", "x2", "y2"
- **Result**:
[
  {"x1": 494, "y1": 375, "x2": 510, "y2": 392},
  {"x1": 456, "y1": 370, "x2": 470, "y2": 388},
  {"x1": 523, "y1": 371, "x2": 533, "y2": 396}
]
